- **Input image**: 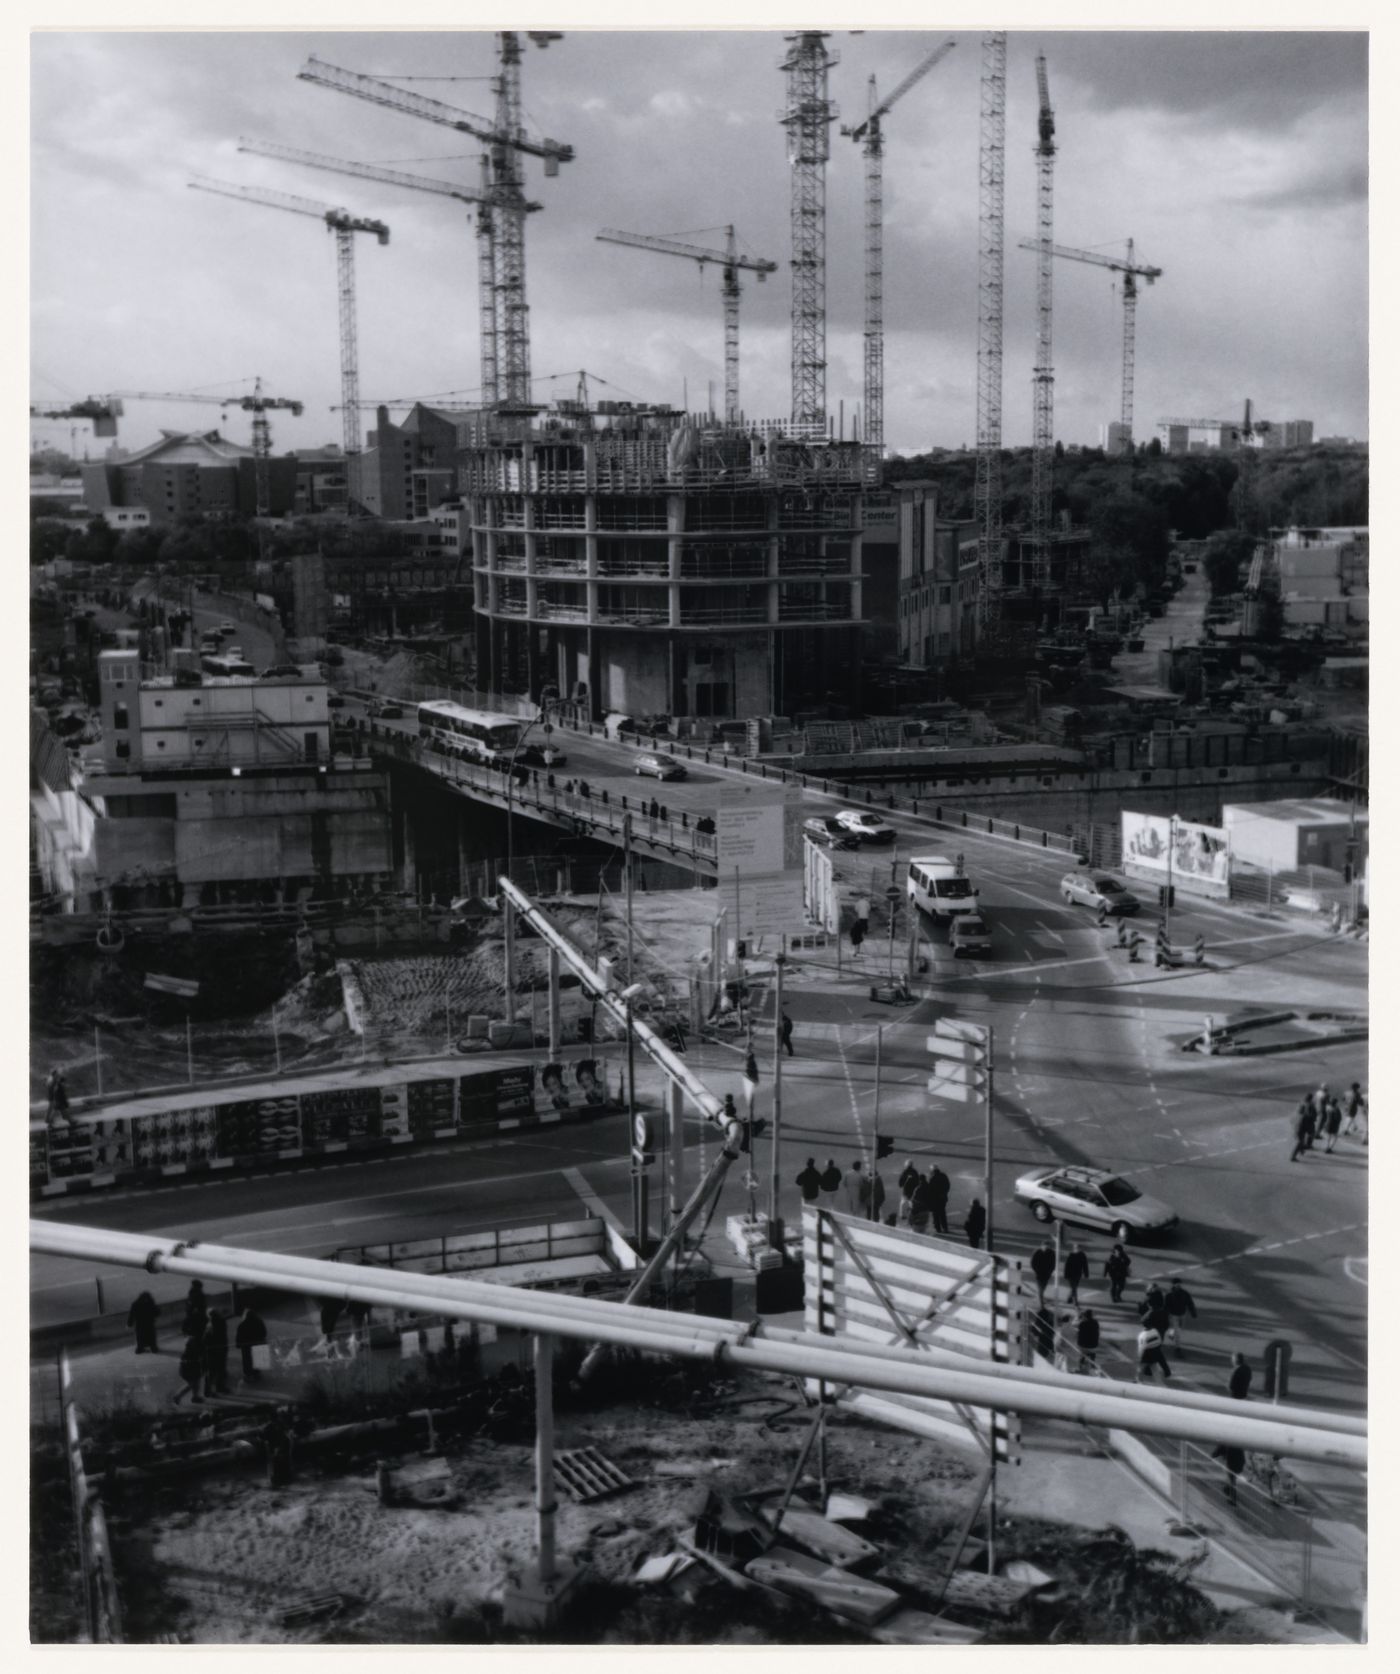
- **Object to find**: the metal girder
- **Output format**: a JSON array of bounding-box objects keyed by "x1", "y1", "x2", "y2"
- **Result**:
[
  {"x1": 1030, "y1": 52, "x2": 1056, "y2": 589},
  {"x1": 781, "y1": 32, "x2": 837, "y2": 440},
  {"x1": 975, "y1": 31, "x2": 1008, "y2": 624}
]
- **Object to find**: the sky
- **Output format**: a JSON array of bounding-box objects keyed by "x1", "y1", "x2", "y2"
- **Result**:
[{"x1": 28, "y1": 23, "x2": 1369, "y2": 460}]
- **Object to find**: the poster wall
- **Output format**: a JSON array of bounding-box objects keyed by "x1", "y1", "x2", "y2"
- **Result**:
[{"x1": 1121, "y1": 812, "x2": 1230, "y2": 900}]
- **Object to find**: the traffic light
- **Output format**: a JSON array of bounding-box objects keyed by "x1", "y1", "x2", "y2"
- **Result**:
[{"x1": 875, "y1": 1134, "x2": 895, "y2": 1159}]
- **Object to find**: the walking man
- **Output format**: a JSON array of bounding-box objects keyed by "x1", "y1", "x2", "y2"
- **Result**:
[
  {"x1": 1076, "y1": 1309, "x2": 1101, "y2": 1374},
  {"x1": 795, "y1": 1157, "x2": 823, "y2": 1206},
  {"x1": 909, "y1": 1173, "x2": 934, "y2": 1235},
  {"x1": 898, "y1": 1159, "x2": 920, "y2": 1197},
  {"x1": 964, "y1": 1198, "x2": 986, "y2": 1250},
  {"x1": 1063, "y1": 1244, "x2": 1090, "y2": 1307},
  {"x1": 1136, "y1": 1320, "x2": 1172, "y2": 1382},
  {"x1": 236, "y1": 1304, "x2": 268, "y2": 1383},
  {"x1": 845, "y1": 1161, "x2": 866, "y2": 1216},
  {"x1": 818, "y1": 1157, "x2": 843, "y2": 1210},
  {"x1": 1343, "y1": 1081, "x2": 1366, "y2": 1136},
  {"x1": 1213, "y1": 1442, "x2": 1245, "y2": 1506},
  {"x1": 127, "y1": 1290, "x2": 159, "y2": 1355},
  {"x1": 172, "y1": 1332, "x2": 205, "y2": 1405},
  {"x1": 1104, "y1": 1242, "x2": 1132, "y2": 1304},
  {"x1": 203, "y1": 1308, "x2": 230, "y2": 1396},
  {"x1": 1290, "y1": 1097, "x2": 1317, "y2": 1162},
  {"x1": 779, "y1": 1011, "x2": 795, "y2": 1057},
  {"x1": 1030, "y1": 1240, "x2": 1056, "y2": 1306},
  {"x1": 929, "y1": 1164, "x2": 951, "y2": 1235},
  {"x1": 1164, "y1": 1277, "x2": 1198, "y2": 1350},
  {"x1": 1321, "y1": 1093, "x2": 1344, "y2": 1153},
  {"x1": 1228, "y1": 1351, "x2": 1253, "y2": 1400}
]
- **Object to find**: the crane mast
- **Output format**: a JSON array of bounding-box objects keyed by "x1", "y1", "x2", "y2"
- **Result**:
[
  {"x1": 477, "y1": 155, "x2": 499, "y2": 407},
  {"x1": 189, "y1": 176, "x2": 388, "y2": 464},
  {"x1": 594, "y1": 226, "x2": 777, "y2": 423},
  {"x1": 843, "y1": 39, "x2": 955, "y2": 454},
  {"x1": 780, "y1": 32, "x2": 837, "y2": 441},
  {"x1": 1030, "y1": 51, "x2": 1056, "y2": 590},
  {"x1": 975, "y1": 30, "x2": 1008, "y2": 626}
]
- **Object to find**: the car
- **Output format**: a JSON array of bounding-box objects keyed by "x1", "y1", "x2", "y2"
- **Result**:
[
  {"x1": 1013, "y1": 1165, "x2": 1179, "y2": 1243},
  {"x1": 835, "y1": 809, "x2": 896, "y2": 844},
  {"x1": 635, "y1": 752, "x2": 686, "y2": 781},
  {"x1": 1060, "y1": 872, "x2": 1141, "y2": 915},
  {"x1": 217, "y1": 622, "x2": 236, "y2": 636},
  {"x1": 378, "y1": 702, "x2": 403, "y2": 719},
  {"x1": 949, "y1": 913, "x2": 992, "y2": 957},
  {"x1": 804, "y1": 816, "x2": 858, "y2": 850},
  {"x1": 517, "y1": 742, "x2": 566, "y2": 769}
]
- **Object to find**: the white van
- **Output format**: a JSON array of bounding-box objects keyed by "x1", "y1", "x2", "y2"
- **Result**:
[{"x1": 907, "y1": 854, "x2": 979, "y2": 920}]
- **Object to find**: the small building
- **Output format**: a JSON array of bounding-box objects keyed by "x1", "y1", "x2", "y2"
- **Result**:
[{"x1": 1222, "y1": 797, "x2": 1367, "y2": 875}]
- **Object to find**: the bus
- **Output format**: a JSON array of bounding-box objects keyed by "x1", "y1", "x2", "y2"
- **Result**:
[
  {"x1": 416, "y1": 701, "x2": 523, "y2": 764},
  {"x1": 201, "y1": 652, "x2": 256, "y2": 678}
]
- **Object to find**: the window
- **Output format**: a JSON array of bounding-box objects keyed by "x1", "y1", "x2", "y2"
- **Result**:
[
  {"x1": 939, "y1": 585, "x2": 952, "y2": 606},
  {"x1": 113, "y1": 703, "x2": 129, "y2": 731},
  {"x1": 153, "y1": 698, "x2": 163, "y2": 708},
  {"x1": 115, "y1": 740, "x2": 130, "y2": 760}
]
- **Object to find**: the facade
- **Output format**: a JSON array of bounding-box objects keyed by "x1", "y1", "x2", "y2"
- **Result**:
[
  {"x1": 1157, "y1": 417, "x2": 1314, "y2": 454},
  {"x1": 355, "y1": 404, "x2": 470, "y2": 522},
  {"x1": 1272, "y1": 525, "x2": 1368, "y2": 637},
  {"x1": 465, "y1": 410, "x2": 876, "y2": 720},
  {"x1": 1100, "y1": 421, "x2": 1132, "y2": 455},
  {"x1": 1222, "y1": 797, "x2": 1367, "y2": 875},
  {"x1": 892, "y1": 483, "x2": 979, "y2": 669},
  {"x1": 80, "y1": 430, "x2": 298, "y2": 525},
  {"x1": 292, "y1": 448, "x2": 350, "y2": 515}
]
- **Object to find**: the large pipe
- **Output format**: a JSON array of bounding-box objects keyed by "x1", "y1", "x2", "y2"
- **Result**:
[{"x1": 32, "y1": 1222, "x2": 1365, "y2": 1468}]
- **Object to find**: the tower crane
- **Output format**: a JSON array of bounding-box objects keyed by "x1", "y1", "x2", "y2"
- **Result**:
[
  {"x1": 975, "y1": 31, "x2": 1008, "y2": 627},
  {"x1": 238, "y1": 136, "x2": 519, "y2": 408},
  {"x1": 841, "y1": 38, "x2": 955, "y2": 454},
  {"x1": 780, "y1": 32, "x2": 838, "y2": 441},
  {"x1": 188, "y1": 177, "x2": 388, "y2": 464},
  {"x1": 297, "y1": 36, "x2": 573, "y2": 411},
  {"x1": 102, "y1": 381, "x2": 304, "y2": 518},
  {"x1": 594, "y1": 228, "x2": 777, "y2": 424},
  {"x1": 1029, "y1": 51, "x2": 1056, "y2": 589},
  {"x1": 1016, "y1": 238, "x2": 1162, "y2": 452},
  {"x1": 29, "y1": 398, "x2": 123, "y2": 437}
]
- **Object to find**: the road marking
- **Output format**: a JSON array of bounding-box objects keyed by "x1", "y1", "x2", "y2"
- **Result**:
[
  {"x1": 1344, "y1": 1258, "x2": 1368, "y2": 1285},
  {"x1": 562, "y1": 1165, "x2": 627, "y2": 1234}
]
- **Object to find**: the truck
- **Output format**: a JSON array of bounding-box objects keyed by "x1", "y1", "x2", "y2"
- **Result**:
[{"x1": 906, "y1": 854, "x2": 980, "y2": 921}]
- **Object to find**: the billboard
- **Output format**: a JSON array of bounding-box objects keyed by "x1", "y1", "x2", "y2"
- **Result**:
[{"x1": 1121, "y1": 812, "x2": 1230, "y2": 900}]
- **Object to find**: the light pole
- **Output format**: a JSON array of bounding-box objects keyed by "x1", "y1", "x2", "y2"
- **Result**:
[
  {"x1": 504, "y1": 699, "x2": 563, "y2": 882},
  {"x1": 768, "y1": 951, "x2": 786, "y2": 1243}
]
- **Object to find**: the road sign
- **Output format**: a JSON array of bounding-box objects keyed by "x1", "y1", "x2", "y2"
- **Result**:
[
  {"x1": 934, "y1": 1018, "x2": 990, "y2": 1046},
  {"x1": 926, "y1": 1035, "x2": 986, "y2": 1066},
  {"x1": 926, "y1": 1079, "x2": 987, "y2": 1106},
  {"x1": 633, "y1": 1113, "x2": 651, "y2": 1151}
]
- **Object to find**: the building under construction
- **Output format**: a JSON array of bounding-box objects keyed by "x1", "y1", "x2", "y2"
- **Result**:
[{"x1": 466, "y1": 406, "x2": 877, "y2": 720}]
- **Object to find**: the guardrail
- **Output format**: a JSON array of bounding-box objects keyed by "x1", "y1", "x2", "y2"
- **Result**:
[{"x1": 60, "y1": 1350, "x2": 124, "y2": 1643}]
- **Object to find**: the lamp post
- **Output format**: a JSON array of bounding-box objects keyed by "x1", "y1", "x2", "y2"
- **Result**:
[{"x1": 504, "y1": 699, "x2": 563, "y2": 882}]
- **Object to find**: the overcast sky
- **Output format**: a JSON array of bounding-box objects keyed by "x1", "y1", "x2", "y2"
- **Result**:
[{"x1": 29, "y1": 26, "x2": 1368, "y2": 459}]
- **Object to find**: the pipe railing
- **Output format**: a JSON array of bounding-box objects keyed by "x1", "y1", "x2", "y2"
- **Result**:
[{"x1": 30, "y1": 1222, "x2": 1367, "y2": 1468}]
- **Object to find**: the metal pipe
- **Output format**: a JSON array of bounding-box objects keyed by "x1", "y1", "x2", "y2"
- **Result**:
[
  {"x1": 31, "y1": 1221, "x2": 1366, "y2": 1467},
  {"x1": 535, "y1": 1332, "x2": 556, "y2": 1581},
  {"x1": 768, "y1": 951, "x2": 785, "y2": 1229},
  {"x1": 547, "y1": 946, "x2": 561, "y2": 1056}
]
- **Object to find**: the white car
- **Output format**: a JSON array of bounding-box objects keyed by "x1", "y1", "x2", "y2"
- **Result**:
[
  {"x1": 1013, "y1": 1165, "x2": 1178, "y2": 1243},
  {"x1": 835, "y1": 809, "x2": 895, "y2": 844},
  {"x1": 949, "y1": 913, "x2": 993, "y2": 957},
  {"x1": 1060, "y1": 872, "x2": 1141, "y2": 915},
  {"x1": 635, "y1": 752, "x2": 686, "y2": 781}
]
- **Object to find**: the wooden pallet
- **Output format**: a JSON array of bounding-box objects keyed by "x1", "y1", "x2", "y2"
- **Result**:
[{"x1": 553, "y1": 1446, "x2": 634, "y2": 1503}]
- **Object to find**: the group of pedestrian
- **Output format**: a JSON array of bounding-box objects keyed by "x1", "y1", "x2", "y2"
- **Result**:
[
  {"x1": 1132, "y1": 1277, "x2": 1198, "y2": 1382},
  {"x1": 896, "y1": 1160, "x2": 953, "y2": 1235},
  {"x1": 129, "y1": 1280, "x2": 271, "y2": 1405},
  {"x1": 1291, "y1": 1080, "x2": 1366, "y2": 1160},
  {"x1": 791, "y1": 1153, "x2": 985, "y2": 1247}
]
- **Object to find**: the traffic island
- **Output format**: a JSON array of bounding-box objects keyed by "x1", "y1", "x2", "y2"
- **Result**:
[{"x1": 1181, "y1": 1010, "x2": 1368, "y2": 1056}]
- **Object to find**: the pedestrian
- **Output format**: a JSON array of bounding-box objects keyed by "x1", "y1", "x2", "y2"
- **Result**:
[
  {"x1": 779, "y1": 1011, "x2": 795, "y2": 1057},
  {"x1": 172, "y1": 1332, "x2": 205, "y2": 1404},
  {"x1": 1321, "y1": 1094, "x2": 1343, "y2": 1153},
  {"x1": 897, "y1": 1160, "x2": 920, "y2": 1196},
  {"x1": 236, "y1": 1304, "x2": 268, "y2": 1382},
  {"x1": 1031, "y1": 1306, "x2": 1056, "y2": 1360},
  {"x1": 262, "y1": 1409, "x2": 294, "y2": 1488},
  {"x1": 909, "y1": 1173, "x2": 934, "y2": 1234},
  {"x1": 1076, "y1": 1308, "x2": 1101, "y2": 1374},
  {"x1": 1212, "y1": 1441, "x2": 1245, "y2": 1506},
  {"x1": 964, "y1": 1198, "x2": 986, "y2": 1250},
  {"x1": 1343, "y1": 1081, "x2": 1366, "y2": 1137},
  {"x1": 845, "y1": 1161, "x2": 866, "y2": 1216},
  {"x1": 203, "y1": 1308, "x2": 230, "y2": 1395},
  {"x1": 1063, "y1": 1243, "x2": 1090, "y2": 1307},
  {"x1": 1164, "y1": 1277, "x2": 1198, "y2": 1349},
  {"x1": 1228, "y1": 1351, "x2": 1252, "y2": 1401},
  {"x1": 1136, "y1": 1320, "x2": 1172, "y2": 1382},
  {"x1": 319, "y1": 1297, "x2": 343, "y2": 1342},
  {"x1": 1104, "y1": 1242, "x2": 1132, "y2": 1303},
  {"x1": 1137, "y1": 1283, "x2": 1170, "y2": 1340},
  {"x1": 795, "y1": 1157, "x2": 823, "y2": 1205},
  {"x1": 46, "y1": 1068, "x2": 70, "y2": 1123},
  {"x1": 861, "y1": 1165, "x2": 887, "y2": 1222},
  {"x1": 181, "y1": 1279, "x2": 208, "y2": 1340},
  {"x1": 127, "y1": 1290, "x2": 159, "y2": 1355},
  {"x1": 928, "y1": 1164, "x2": 951, "y2": 1235},
  {"x1": 818, "y1": 1157, "x2": 843, "y2": 1209},
  {"x1": 1290, "y1": 1097, "x2": 1317, "y2": 1162},
  {"x1": 1030, "y1": 1240, "x2": 1056, "y2": 1305}
]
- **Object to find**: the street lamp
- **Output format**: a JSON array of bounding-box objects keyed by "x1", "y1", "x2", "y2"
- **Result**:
[{"x1": 504, "y1": 698, "x2": 565, "y2": 882}]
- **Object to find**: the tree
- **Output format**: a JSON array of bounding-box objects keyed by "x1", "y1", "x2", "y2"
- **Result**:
[
  {"x1": 1201, "y1": 529, "x2": 1255, "y2": 597},
  {"x1": 1253, "y1": 589, "x2": 1285, "y2": 643}
]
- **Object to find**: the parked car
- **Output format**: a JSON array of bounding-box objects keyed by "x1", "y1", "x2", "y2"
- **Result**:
[
  {"x1": 949, "y1": 913, "x2": 993, "y2": 958},
  {"x1": 1013, "y1": 1165, "x2": 1178, "y2": 1243},
  {"x1": 835, "y1": 809, "x2": 895, "y2": 844},
  {"x1": 1060, "y1": 872, "x2": 1141, "y2": 915},
  {"x1": 634, "y1": 752, "x2": 686, "y2": 781},
  {"x1": 803, "y1": 816, "x2": 858, "y2": 850}
]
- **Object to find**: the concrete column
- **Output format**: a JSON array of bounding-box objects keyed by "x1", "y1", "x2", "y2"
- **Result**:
[
  {"x1": 667, "y1": 1077, "x2": 686, "y2": 1227},
  {"x1": 547, "y1": 946, "x2": 562, "y2": 1055},
  {"x1": 534, "y1": 1332, "x2": 556, "y2": 1581},
  {"x1": 503, "y1": 896, "x2": 516, "y2": 1021}
]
